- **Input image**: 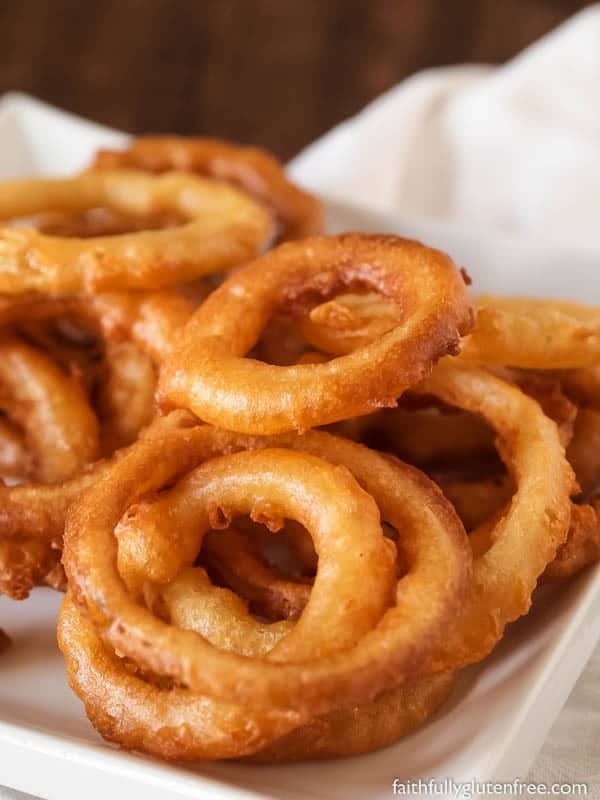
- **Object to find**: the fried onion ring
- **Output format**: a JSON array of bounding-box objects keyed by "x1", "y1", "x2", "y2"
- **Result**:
[
  {"x1": 0, "y1": 170, "x2": 271, "y2": 294},
  {"x1": 302, "y1": 293, "x2": 600, "y2": 369},
  {"x1": 64, "y1": 413, "x2": 469, "y2": 716},
  {"x1": 158, "y1": 234, "x2": 474, "y2": 434},
  {"x1": 154, "y1": 570, "x2": 456, "y2": 761},
  {"x1": 414, "y1": 363, "x2": 574, "y2": 671},
  {"x1": 59, "y1": 591, "x2": 454, "y2": 762},
  {"x1": 61, "y1": 416, "x2": 467, "y2": 760},
  {"x1": 460, "y1": 298, "x2": 600, "y2": 368},
  {"x1": 92, "y1": 136, "x2": 323, "y2": 242}
]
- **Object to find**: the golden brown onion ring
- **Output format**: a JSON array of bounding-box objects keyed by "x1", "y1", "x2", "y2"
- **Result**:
[
  {"x1": 460, "y1": 298, "x2": 600, "y2": 368},
  {"x1": 0, "y1": 170, "x2": 271, "y2": 294},
  {"x1": 92, "y1": 136, "x2": 323, "y2": 242},
  {"x1": 414, "y1": 363, "x2": 574, "y2": 672},
  {"x1": 158, "y1": 570, "x2": 456, "y2": 761},
  {"x1": 158, "y1": 234, "x2": 474, "y2": 434},
  {"x1": 64, "y1": 413, "x2": 469, "y2": 716},
  {"x1": 59, "y1": 595, "x2": 300, "y2": 761},
  {"x1": 59, "y1": 590, "x2": 453, "y2": 762},
  {"x1": 302, "y1": 293, "x2": 600, "y2": 369}
]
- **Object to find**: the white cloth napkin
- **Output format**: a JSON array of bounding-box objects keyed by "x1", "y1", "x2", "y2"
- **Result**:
[
  {"x1": 290, "y1": 6, "x2": 600, "y2": 250},
  {"x1": 3, "y1": 7, "x2": 600, "y2": 800},
  {"x1": 289, "y1": 5, "x2": 600, "y2": 795}
]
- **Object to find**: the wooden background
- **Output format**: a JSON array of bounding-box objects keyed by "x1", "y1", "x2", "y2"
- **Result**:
[{"x1": 0, "y1": 0, "x2": 593, "y2": 160}]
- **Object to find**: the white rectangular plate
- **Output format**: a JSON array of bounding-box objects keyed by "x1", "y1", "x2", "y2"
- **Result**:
[{"x1": 1, "y1": 93, "x2": 599, "y2": 800}]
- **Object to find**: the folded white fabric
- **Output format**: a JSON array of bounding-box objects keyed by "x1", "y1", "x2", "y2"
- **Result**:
[
  {"x1": 291, "y1": 5, "x2": 600, "y2": 250},
  {"x1": 290, "y1": 5, "x2": 600, "y2": 794}
]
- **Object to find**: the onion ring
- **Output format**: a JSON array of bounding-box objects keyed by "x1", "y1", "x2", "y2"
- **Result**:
[
  {"x1": 0, "y1": 170, "x2": 271, "y2": 294},
  {"x1": 61, "y1": 416, "x2": 467, "y2": 760},
  {"x1": 59, "y1": 590, "x2": 454, "y2": 762},
  {"x1": 92, "y1": 136, "x2": 323, "y2": 242},
  {"x1": 158, "y1": 234, "x2": 474, "y2": 434},
  {"x1": 146, "y1": 570, "x2": 456, "y2": 759},
  {"x1": 413, "y1": 362, "x2": 574, "y2": 671},
  {"x1": 302, "y1": 293, "x2": 600, "y2": 369},
  {"x1": 64, "y1": 412, "x2": 469, "y2": 716},
  {"x1": 59, "y1": 594, "x2": 301, "y2": 761},
  {"x1": 460, "y1": 298, "x2": 600, "y2": 368}
]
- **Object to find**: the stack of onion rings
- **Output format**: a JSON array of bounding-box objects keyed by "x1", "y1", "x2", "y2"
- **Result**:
[
  {"x1": 0, "y1": 136, "x2": 596, "y2": 767},
  {"x1": 60, "y1": 413, "x2": 469, "y2": 759}
]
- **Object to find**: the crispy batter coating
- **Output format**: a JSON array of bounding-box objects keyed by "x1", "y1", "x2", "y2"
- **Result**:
[
  {"x1": 0, "y1": 170, "x2": 271, "y2": 294},
  {"x1": 159, "y1": 234, "x2": 474, "y2": 434}
]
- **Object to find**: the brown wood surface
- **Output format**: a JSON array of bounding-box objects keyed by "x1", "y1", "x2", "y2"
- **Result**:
[{"x1": 0, "y1": 0, "x2": 593, "y2": 159}]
